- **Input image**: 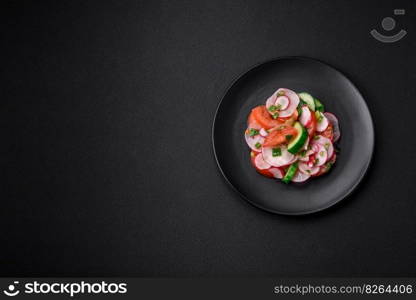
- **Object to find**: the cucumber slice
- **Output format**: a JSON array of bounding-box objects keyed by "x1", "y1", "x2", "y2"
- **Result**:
[
  {"x1": 287, "y1": 122, "x2": 308, "y2": 154},
  {"x1": 282, "y1": 161, "x2": 298, "y2": 183},
  {"x1": 314, "y1": 97, "x2": 325, "y2": 112},
  {"x1": 298, "y1": 92, "x2": 315, "y2": 111}
]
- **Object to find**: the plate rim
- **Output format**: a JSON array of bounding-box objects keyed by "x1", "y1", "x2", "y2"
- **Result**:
[{"x1": 211, "y1": 56, "x2": 375, "y2": 215}]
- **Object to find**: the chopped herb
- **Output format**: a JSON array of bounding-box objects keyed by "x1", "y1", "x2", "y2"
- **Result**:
[
  {"x1": 297, "y1": 106, "x2": 303, "y2": 116},
  {"x1": 319, "y1": 151, "x2": 325, "y2": 157},
  {"x1": 272, "y1": 147, "x2": 281, "y2": 157},
  {"x1": 255, "y1": 142, "x2": 261, "y2": 149},
  {"x1": 248, "y1": 128, "x2": 259, "y2": 137},
  {"x1": 285, "y1": 134, "x2": 293, "y2": 141},
  {"x1": 276, "y1": 104, "x2": 282, "y2": 110},
  {"x1": 313, "y1": 135, "x2": 320, "y2": 140},
  {"x1": 315, "y1": 158, "x2": 320, "y2": 165},
  {"x1": 325, "y1": 162, "x2": 333, "y2": 171},
  {"x1": 268, "y1": 105, "x2": 277, "y2": 112},
  {"x1": 272, "y1": 112, "x2": 279, "y2": 119},
  {"x1": 306, "y1": 169, "x2": 311, "y2": 174},
  {"x1": 277, "y1": 90, "x2": 285, "y2": 96},
  {"x1": 324, "y1": 142, "x2": 330, "y2": 150},
  {"x1": 250, "y1": 151, "x2": 255, "y2": 157},
  {"x1": 300, "y1": 150, "x2": 307, "y2": 157},
  {"x1": 316, "y1": 111, "x2": 323, "y2": 123}
]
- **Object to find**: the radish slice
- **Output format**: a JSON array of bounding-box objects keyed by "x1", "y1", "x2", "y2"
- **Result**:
[
  {"x1": 312, "y1": 135, "x2": 334, "y2": 160},
  {"x1": 292, "y1": 170, "x2": 310, "y2": 182},
  {"x1": 311, "y1": 143, "x2": 320, "y2": 153},
  {"x1": 298, "y1": 149, "x2": 314, "y2": 161},
  {"x1": 314, "y1": 144, "x2": 327, "y2": 166},
  {"x1": 324, "y1": 112, "x2": 341, "y2": 142},
  {"x1": 299, "y1": 162, "x2": 320, "y2": 175},
  {"x1": 265, "y1": 94, "x2": 277, "y2": 110},
  {"x1": 269, "y1": 167, "x2": 283, "y2": 179},
  {"x1": 299, "y1": 106, "x2": 312, "y2": 127},
  {"x1": 261, "y1": 146, "x2": 295, "y2": 167},
  {"x1": 315, "y1": 154, "x2": 337, "y2": 177},
  {"x1": 254, "y1": 153, "x2": 271, "y2": 169},
  {"x1": 245, "y1": 130, "x2": 265, "y2": 152},
  {"x1": 275, "y1": 96, "x2": 289, "y2": 110},
  {"x1": 275, "y1": 88, "x2": 300, "y2": 118},
  {"x1": 316, "y1": 112, "x2": 329, "y2": 132},
  {"x1": 259, "y1": 128, "x2": 268, "y2": 137}
]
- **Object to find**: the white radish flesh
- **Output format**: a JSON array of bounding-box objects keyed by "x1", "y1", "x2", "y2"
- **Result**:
[
  {"x1": 254, "y1": 153, "x2": 271, "y2": 169},
  {"x1": 269, "y1": 167, "x2": 283, "y2": 179},
  {"x1": 298, "y1": 162, "x2": 320, "y2": 175},
  {"x1": 299, "y1": 106, "x2": 312, "y2": 127},
  {"x1": 297, "y1": 149, "x2": 314, "y2": 162},
  {"x1": 265, "y1": 94, "x2": 277, "y2": 111},
  {"x1": 245, "y1": 130, "x2": 265, "y2": 152},
  {"x1": 275, "y1": 96, "x2": 289, "y2": 110},
  {"x1": 312, "y1": 135, "x2": 334, "y2": 160},
  {"x1": 261, "y1": 146, "x2": 295, "y2": 167},
  {"x1": 316, "y1": 113, "x2": 329, "y2": 132},
  {"x1": 259, "y1": 128, "x2": 268, "y2": 137},
  {"x1": 314, "y1": 144, "x2": 327, "y2": 166},
  {"x1": 292, "y1": 171, "x2": 311, "y2": 182}
]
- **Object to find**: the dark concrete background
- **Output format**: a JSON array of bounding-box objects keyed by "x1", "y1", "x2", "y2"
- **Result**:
[{"x1": 1, "y1": 0, "x2": 415, "y2": 276}]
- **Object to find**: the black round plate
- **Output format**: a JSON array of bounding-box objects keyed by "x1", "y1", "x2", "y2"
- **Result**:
[{"x1": 212, "y1": 57, "x2": 374, "y2": 215}]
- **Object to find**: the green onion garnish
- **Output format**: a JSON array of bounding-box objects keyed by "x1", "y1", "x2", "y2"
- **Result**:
[
  {"x1": 272, "y1": 147, "x2": 281, "y2": 157},
  {"x1": 255, "y1": 142, "x2": 261, "y2": 149},
  {"x1": 248, "y1": 128, "x2": 259, "y2": 136},
  {"x1": 272, "y1": 112, "x2": 279, "y2": 119},
  {"x1": 268, "y1": 105, "x2": 277, "y2": 112},
  {"x1": 285, "y1": 134, "x2": 293, "y2": 141}
]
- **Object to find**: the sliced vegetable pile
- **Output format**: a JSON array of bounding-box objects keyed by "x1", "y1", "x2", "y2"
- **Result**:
[{"x1": 245, "y1": 88, "x2": 340, "y2": 183}]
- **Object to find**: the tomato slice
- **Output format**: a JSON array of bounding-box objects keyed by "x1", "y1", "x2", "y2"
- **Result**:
[
  {"x1": 306, "y1": 110, "x2": 316, "y2": 137},
  {"x1": 250, "y1": 152, "x2": 274, "y2": 178},
  {"x1": 263, "y1": 126, "x2": 298, "y2": 147},
  {"x1": 249, "y1": 106, "x2": 284, "y2": 129},
  {"x1": 321, "y1": 123, "x2": 334, "y2": 141}
]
